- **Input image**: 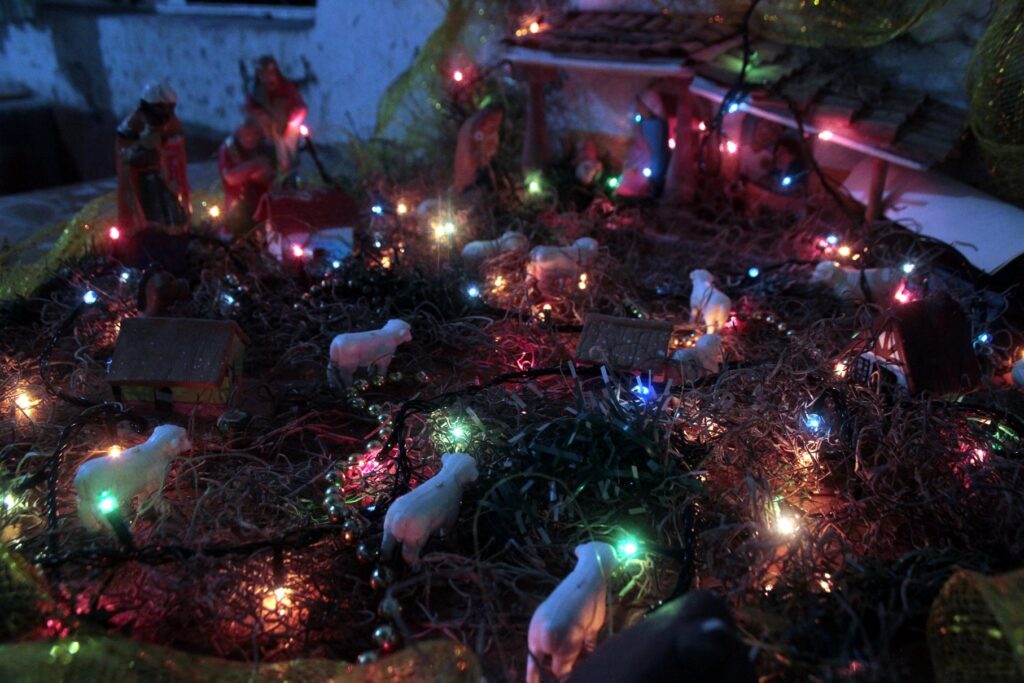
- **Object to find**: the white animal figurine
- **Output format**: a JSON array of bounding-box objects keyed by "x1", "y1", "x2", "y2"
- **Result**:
[
  {"x1": 381, "y1": 452, "x2": 478, "y2": 566},
  {"x1": 527, "y1": 237, "x2": 599, "y2": 294},
  {"x1": 1012, "y1": 358, "x2": 1024, "y2": 388},
  {"x1": 415, "y1": 198, "x2": 441, "y2": 220},
  {"x1": 810, "y1": 261, "x2": 902, "y2": 303},
  {"x1": 689, "y1": 270, "x2": 731, "y2": 333},
  {"x1": 74, "y1": 425, "x2": 191, "y2": 531},
  {"x1": 328, "y1": 319, "x2": 412, "y2": 387},
  {"x1": 527, "y1": 541, "x2": 620, "y2": 683},
  {"x1": 671, "y1": 333, "x2": 723, "y2": 381},
  {"x1": 461, "y1": 230, "x2": 529, "y2": 265}
]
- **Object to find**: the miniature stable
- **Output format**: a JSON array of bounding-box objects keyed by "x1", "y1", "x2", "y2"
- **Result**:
[{"x1": 1, "y1": 2, "x2": 1024, "y2": 683}]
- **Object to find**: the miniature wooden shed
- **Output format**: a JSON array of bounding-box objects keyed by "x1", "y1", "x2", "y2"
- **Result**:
[
  {"x1": 852, "y1": 293, "x2": 980, "y2": 396},
  {"x1": 505, "y1": 10, "x2": 966, "y2": 216},
  {"x1": 107, "y1": 317, "x2": 248, "y2": 415},
  {"x1": 576, "y1": 313, "x2": 673, "y2": 372}
]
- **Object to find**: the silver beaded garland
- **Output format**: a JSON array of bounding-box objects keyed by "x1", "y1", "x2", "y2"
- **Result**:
[
  {"x1": 373, "y1": 623, "x2": 399, "y2": 651},
  {"x1": 370, "y1": 566, "x2": 395, "y2": 591}
]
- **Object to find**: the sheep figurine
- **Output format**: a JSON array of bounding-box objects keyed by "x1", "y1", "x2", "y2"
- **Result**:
[
  {"x1": 381, "y1": 452, "x2": 478, "y2": 566},
  {"x1": 690, "y1": 270, "x2": 731, "y2": 333},
  {"x1": 527, "y1": 541, "x2": 620, "y2": 683},
  {"x1": 527, "y1": 237, "x2": 599, "y2": 295},
  {"x1": 74, "y1": 425, "x2": 191, "y2": 531},
  {"x1": 461, "y1": 230, "x2": 529, "y2": 265},
  {"x1": 328, "y1": 319, "x2": 412, "y2": 388},
  {"x1": 671, "y1": 333, "x2": 723, "y2": 381},
  {"x1": 810, "y1": 261, "x2": 902, "y2": 303}
]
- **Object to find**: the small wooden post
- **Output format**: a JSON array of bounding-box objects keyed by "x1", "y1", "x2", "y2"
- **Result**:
[
  {"x1": 662, "y1": 72, "x2": 697, "y2": 204},
  {"x1": 520, "y1": 65, "x2": 554, "y2": 173},
  {"x1": 865, "y1": 157, "x2": 889, "y2": 223}
]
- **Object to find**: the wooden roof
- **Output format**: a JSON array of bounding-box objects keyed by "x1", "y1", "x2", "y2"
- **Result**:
[
  {"x1": 695, "y1": 41, "x2": 966, "y2": 169},
  {"x1": 107, "y1": 318, "x2": 247, "y2": 389},
  {"x1": 506, "y1": 11, "x2": 740, "y2": 64}
]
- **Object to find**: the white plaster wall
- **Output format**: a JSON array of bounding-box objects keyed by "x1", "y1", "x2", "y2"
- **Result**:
[
  {"x1": 0, "y1": 21, "x2": 90, "y2": 108},
  {"x1": 0, "y1": 1, "x2": 446, "y2": 143}
]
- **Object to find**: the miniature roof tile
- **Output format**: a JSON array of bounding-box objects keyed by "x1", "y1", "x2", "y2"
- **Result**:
[
  {"x1": 107, "y1": 318, "x2": 247, "y2": 389},
  {"x1": 506, "y1": 11, "x2": 740, "y2": 63},
  {"x1": 697, "y1": 42, "x2": 966, "y2": 167}
]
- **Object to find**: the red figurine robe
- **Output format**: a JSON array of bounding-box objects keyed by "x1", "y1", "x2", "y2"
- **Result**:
[
  {"x1": 218, "y1": 130, "x2": 274, "y2": 237},
  {"x1": 115, "y1": 110, "x2": 190, "y2": 234},
  {"x1": 245, "y1": 70, "x2": 306, "y2": 175}
]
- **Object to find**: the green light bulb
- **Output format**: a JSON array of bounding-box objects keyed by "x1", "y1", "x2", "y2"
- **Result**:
[
  {"x1": 96, "y1": 490, "x2": 118, "y2": 515},
  {"x1": 618, "y1": 537, "x2": 639, "y2": 558}
]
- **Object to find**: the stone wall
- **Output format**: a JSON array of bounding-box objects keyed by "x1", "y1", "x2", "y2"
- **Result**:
[{"x1": 0, "y1": 2, "x2": 445, "y2": 152}]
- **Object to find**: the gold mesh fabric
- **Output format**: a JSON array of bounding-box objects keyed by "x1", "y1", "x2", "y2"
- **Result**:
[
  {"x1": 928, "y1": 568, "x2": 1024, "y2": 682},
  {"x1": 0, "y1": 542, "x2": 57, "y2": 641},
  {"x1": 967, "y1": 0, "x2": 1024, "y2": 206},
  {"x1": 755, "y1": 0, "x2": 950, "y2": 48},
  {"x1": 0, "y1": 636, "x2": 479, "y2": 683},
  {"x1": 0, "y1": 544, "x2": 479, "y2": 682}
]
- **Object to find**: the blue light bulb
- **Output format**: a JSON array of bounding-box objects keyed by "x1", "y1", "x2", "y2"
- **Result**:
[
  {"x1": 748, "y1": 267, "x2": 760, "y2": 278},
  {"x1": 82, "y1": 290, "x2": 98, "y2": 305}
]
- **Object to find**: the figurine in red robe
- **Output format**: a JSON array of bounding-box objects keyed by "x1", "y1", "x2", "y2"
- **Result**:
[
  {"x1": 115, "y1": 81, "x2": 190, "y2": 234},
  {"x1": 245, "y1": 56, "x2": 307, "y2": 179},
  {"x1": 218, "y1": 118, "x2": 274, "y2": 236}
]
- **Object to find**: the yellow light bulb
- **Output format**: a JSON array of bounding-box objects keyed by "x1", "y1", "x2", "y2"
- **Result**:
[{"x1": 208, "y1": 205, "x2": 221, "y2": 218}]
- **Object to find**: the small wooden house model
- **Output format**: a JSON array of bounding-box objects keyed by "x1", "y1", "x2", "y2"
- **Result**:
[
  {"x1": 852, "y1": 293, "x2": 980, "y2": 396},
  {"x1": 576, "y1": 313, "x2": 673, "y2": 373},
  {"x1": 107, "y1": 317, "x2": 247, "y2": 415}
]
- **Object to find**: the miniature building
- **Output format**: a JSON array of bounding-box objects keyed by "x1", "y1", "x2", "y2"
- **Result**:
[
  {"x1": 852, "y1": 293, "x2": 981, "y2": 396},
  {"x1": 107, "y1": 318, "x2": 248, "y2": 415},
  {"x1": 253, "y1": 188, "x2": 359, "y2": 261},
  {"x1": 576, "y1": 313, "x2": 673, "y2": 372},
  {"x1": 506, "y1": 11, "x2": 966, "y2": 216}
]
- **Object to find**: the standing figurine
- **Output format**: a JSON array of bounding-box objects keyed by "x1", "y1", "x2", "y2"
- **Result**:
[
  {"x1": 454, "y1": 104, "x2": 504, "y2": 194},
  {"x1": 218, "y1": 118, "x2": 275, "y2": 236},
  {"x1": 245, "y1": 56, "x2": 307, "y2": 181},
  {"x1": 115, "y1": 81, "x2": 190, "y2": 235}
]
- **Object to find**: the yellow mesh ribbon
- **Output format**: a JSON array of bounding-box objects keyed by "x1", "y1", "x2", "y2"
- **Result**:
[
  {"x1": 756, "y1": 0, "x2": 950, "y2": 48},
  {"x1": 928, "y1": 568, "x2": 1024, "y2": 682},
  {"x1": 967, "y1": 0, "x2": 1024, "y2": 205}
]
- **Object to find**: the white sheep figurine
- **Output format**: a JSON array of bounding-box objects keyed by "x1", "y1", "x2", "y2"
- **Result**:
[
  {"x1": 74, "y1": 425, "x2": 191, "y2": 531},
  {"x1": 671, "y1": 333, "x2": 723, "y2": 381},
  {"x1": 461, "y1": 230, "x2": 529, "y2": 265},
  {"x1": 381, "y1": 452, "x2": 478, "y2": 566},
  {"x1": 328, "y1": 319, "x2": 412, "y2": 388},
  {"x1": 810, "y1": 261, "x2": 902, "y2": 303},
  {"x1": 690, "y1": 270, "x2": 731, "y2": 333},
  {"x1": 527, "y1": 237, "x2": 599, "y2": 294},
  {"x1": 527, "y1": 541, "x2": 620, "y2": 683}
]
